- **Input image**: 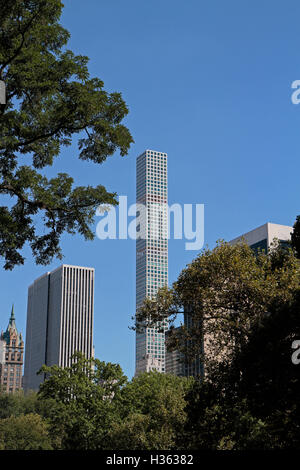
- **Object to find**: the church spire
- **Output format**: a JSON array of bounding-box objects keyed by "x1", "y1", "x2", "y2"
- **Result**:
[
  {"x1": 10, "y1": 304, "x2": 15, "y2": 321},
  {"x1": 8, "y1": 304, "x2": 16, "y2": 329},
  {"x1": 1, "y1": 304, "x2": 18, "y2": 344}
]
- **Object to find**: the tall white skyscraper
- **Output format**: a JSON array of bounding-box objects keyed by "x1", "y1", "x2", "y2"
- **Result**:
[
  {"x1": 24, "y1": 264, "x2": 94, "y2": 391},
  {"x1": 135, "y1": 149, "x2": 168, "y2": 375}
]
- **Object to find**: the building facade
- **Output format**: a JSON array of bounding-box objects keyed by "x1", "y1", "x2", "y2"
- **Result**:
[
  {"x1": 24, "y1": 264, "x2": 94, "y2": 392},
  {"x1": 183, "y1": 311, "x2": 204, "y2": 379},
  {"x1": 135, "y1": 150, "x2": 168, "y2": 375},
  {"x1": 0, "y1": 306, "x2": 24, "y2": 393},
  {"x1": 165, "y1": 328, "x2": 185, "y2": 377},
  {"x1": 229, "y1": 222, "x2": 293, "y2": 252}
]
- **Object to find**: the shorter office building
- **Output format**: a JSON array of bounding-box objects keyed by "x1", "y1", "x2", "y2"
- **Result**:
[
  {"x1": 24, "y1": 264, "x2": 95, "y2": 392},
  {"x1": 165, "y1": 328, "x2": 185, "y2": 377},
  {"x1": 229, "y1": 222, "x2": 293, "y2": 252},
  {"x1": 0, "y1": 306, "x2": 24, "y2": 393}
]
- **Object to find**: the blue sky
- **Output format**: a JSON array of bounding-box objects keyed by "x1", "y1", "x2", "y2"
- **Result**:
[{"x1": 1, "y1": 0, "x2": 300, "y2": 379}]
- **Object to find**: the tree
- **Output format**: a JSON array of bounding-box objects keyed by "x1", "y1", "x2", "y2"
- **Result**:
[
  {"x1": 0, "y1": 389, "x2": 39, "y2": 419},
  {"x1": 108, "y1": 372, "x2": 194, "y2": 450},
  {"x1": 220, "y1": 292, "x2": 300, "y2": 448},
  {"x1": 291, "y1": 215, "x2": 300, "y2": 259},
  {"x1": 0, "y1": 0, "x2": 133, "y2": 269},
  {"x1": 134, "y1": 240, "x2": 300, "y2": 450},
  {"x1": 135, "y1": 241, "x2": 300, "y2": 377},
  {"x1": 178, "y1": 292, "x2": 300, "y2": 450},
  {"x1": 38, "y1": 352, "x2": 128, "y2": 450},
  {"x1": 0, "y1": 413, "x2": 52, "y2": 450}
]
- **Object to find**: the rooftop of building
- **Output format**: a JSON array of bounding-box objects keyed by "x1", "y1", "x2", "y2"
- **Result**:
[
  {"x1": 229, "y1": 222, "x2": 293, "y2": 246},
  {"x1": 28, "y1": 264, "x2": 95, "y2": 287},
  {"x1": 137, "y1": 149, "x2": 168, "y2": 158}
]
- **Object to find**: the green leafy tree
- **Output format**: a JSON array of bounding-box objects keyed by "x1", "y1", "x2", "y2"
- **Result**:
[
  {"x1": 220, "y1": 292, "x2": 300, "y2": 448},
  {"x1": 180, "y1": 293, "x2": 300, "y2": 450},
  {"x1": 108, "y1": 372, "x2": 194, "y2": 450},
  {"x1": 38, "y1": 352, "x2": 127, "y2": 450},
  {"x1": 134, "y1": 241, "x2": 300, "y2": 449},
  {"x1": 132, "y1": 241, "x2": 299, "y2": 450},
  {"x1": 0, "y1": 389, "x2": 51, "y2": 420},
  {"x1": 180, "y1": 379, "x2": 276, "y2": 450},
  {"x1": 0, "y1": 0, "x2": 133, "y2": 269},
  {"x1": 0, "y1": 413, "x2": 52, "y2": 450},
  {"x1": 135, "y1": 241, "x2": 300, "y2": 377},
  {"x1": 291, "y1": 215, "x2": 300, "y2": 259}
]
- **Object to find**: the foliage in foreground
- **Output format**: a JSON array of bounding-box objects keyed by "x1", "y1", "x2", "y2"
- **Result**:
[
  {"x1": 1, "y1": 242, "x2": 300, "y2": 450},
  {"x1": 0, "y1": 0, "x2": 133, "y2": 269},
  {"x1": 0, "y1": 354, "x2": 194, "y2": 450},
  {"x1": 0, "y1": 413, "x2": 52, "y2": 450}
]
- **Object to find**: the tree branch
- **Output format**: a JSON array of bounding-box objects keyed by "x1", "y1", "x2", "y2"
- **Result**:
[{"x1": 0, "y1": 7, "x2": 43, "y2": 77}]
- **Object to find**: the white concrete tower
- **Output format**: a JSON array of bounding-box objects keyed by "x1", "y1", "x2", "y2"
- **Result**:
[{"x1": 135, "y1": 150, "x2": 168, "y2": 375}]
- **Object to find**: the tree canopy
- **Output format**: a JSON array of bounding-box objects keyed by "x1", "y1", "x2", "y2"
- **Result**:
[
  {"x1": 0, "y1": 0, "x2": 133, "y2": 269},
  {"x1": 291, "y1": 215, "x2": 300, "y2": 259},
  {"x1": 111, "y1": 371, "x2": 193, "y2": 450},
  {"x1": 38, "y1": 352, "x2": 128, "y2": 449},
  {"x1": 135, "y1": 240, "x2": 300, "y2": 376},
  {"x1": 132, "y1": 240, "x2": 300, "y2": 449},
  {"x1": 1, "y1": 286, "x2": 300, "y2": 452},
  {"x1": 0, "y1": 413, "x2": 52, "y2": 450}
]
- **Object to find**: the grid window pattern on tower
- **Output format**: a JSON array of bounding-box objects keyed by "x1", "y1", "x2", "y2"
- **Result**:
[{"x1": 136, "y1": 150, "x2": 168, "y2": 375}]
